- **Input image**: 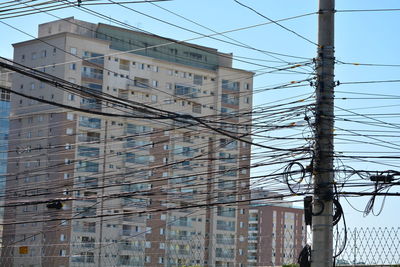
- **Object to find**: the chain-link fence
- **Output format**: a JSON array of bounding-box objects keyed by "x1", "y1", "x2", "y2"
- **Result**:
[{"x1": 335, "y1": 227, "x2": 400, "y2": 266}]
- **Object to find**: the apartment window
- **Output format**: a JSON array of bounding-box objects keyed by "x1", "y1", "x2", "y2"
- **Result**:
[
  {"x1": 59, "y1": 250, "x2": 67, "y2": 257},
  {"x1": 158, "y1": 257, "x2": 164, "y2": 264},
  {"x1": 167, "y1": 69, "x2": 173, "y2": 76},
  {"x1": 119, "y1": 59, "x2": 130, "y2": 71},
  {"x1": 222, "y1": 80, "x2": 240, "y2": 91},
  {"x1": 41, "y1": 50, "x2": 47, "y2": 58},
  {"x1": 193, "y1": 74, "x2": 203, "y2": 85},
  {"x1": 192, "y1": 103, "x2": 201, "y2": 114},
  {"x1": 70, "y1": 47, "x2": 77, "y2": 55},
  {"x1": 159, "y1": 243, "x2": 165, "y2": 249},
  {"x1": 145, "y1": 241, "x2": 151, "y2": 248},
  {"x1": 68, "y1": 93, "x2": 75, "y2": 101},
  {"x1": 31, "y1": 52, "x2": 37, "y2": 60},
  {"x1": 160, "y1": 228, "x2": 165, "y2": 235},
  {"x1": 67, "y1": 113, "x2": 74, "y2": 120},
  {"x1": 145, "y1": 256, "x2": 151, "y2": 263},
  {"x1": 60, "y1": 234, "x2": 66, "y2": 241},
  {"x1": 152, "y1": 80, "x2": 158, "y2": 87},
  {"x1": 69, "y1": 63, "x2": 76, "y2": 70},
  {"x1": 21, "y1": 54, "x2": 25, "y2": 61}
]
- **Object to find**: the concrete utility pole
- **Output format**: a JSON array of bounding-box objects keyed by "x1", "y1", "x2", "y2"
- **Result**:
[{"x1": 312, "y1": 0, "x2": 335, "y2": 266}]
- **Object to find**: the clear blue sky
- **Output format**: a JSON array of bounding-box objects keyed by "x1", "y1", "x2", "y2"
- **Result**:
[{"x1": 1, "y1": 0, "x2": 399, "y2": 230}]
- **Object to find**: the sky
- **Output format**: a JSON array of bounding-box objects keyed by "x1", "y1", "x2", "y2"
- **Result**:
[{"x1": 0, "y1": 0, "x2": 399, "y2": 234}]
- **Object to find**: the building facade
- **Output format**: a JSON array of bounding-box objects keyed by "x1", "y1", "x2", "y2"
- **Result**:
[
  {"x1": 247, "y1": 191, "x2": 305, "y2": 267},
  {"x1": 0, "y1": 59, "x2": 11, "y2": 254},
  {"x1": 1, "y1": 18, "x2": 253, "y2": 267}
]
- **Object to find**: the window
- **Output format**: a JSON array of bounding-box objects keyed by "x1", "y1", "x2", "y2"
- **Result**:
[
  {"x1": 119, "y1": 59, "x2": 130, "y2": 71},
  {"x1": 145, "y1": 256, "x2": 151, "y2": 263},
  {"x1": 193, "y1": 74, "x2": 203, "y2": 85},
  {"x1": 78, "y1": 146, "x2": 100, "y2": 157},
  {"x1": 159, "y1": 243, "x2": 165, "y2": 249},
  {"x1": 192, "y1": 103, "x2": 201, "y2": 113},
  {"x1": 68, "y1": 93, "x2": 75, "y2": 101},
  {"x1": 66, "y1": 128, "x2": 73, "y2": 135},
  {"x1": 152, "y1": 80, "x2": 158, "y2": 87},
  {"x1": 31, "y1": 52, "x2": 37, "y2": 60},
  {"x1": 83, "y1": 51, "x2": 104, "y2": 65},
  {"x1": 222, "y1": 80, "x2": 240, "y2": 91},
  {"x1": 69, "y1": 63, "x2": 76, "y2": 70},
  {"x1": 70, "y1": 47, "x2": 77, "y2": 55},
  {"x1": 81, "y1": 67, "x2": 103, "y2": 80},
  {"x1": 67, "y1": 113, "x2": 74, "y2": 120},
  {"x1": 175, "y1": 84, "x2": 198, "y2": 98},
  {"x1": 79, "y1": 116, "x2": 101, "y2": 129},
  {"x1": 60, "y1": 234, "x2": 66, "y2": 241}
]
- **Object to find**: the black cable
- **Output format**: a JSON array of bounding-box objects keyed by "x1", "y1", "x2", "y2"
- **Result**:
[{"x1": 298, "y1": 244, "x2": 311, "y2": 267}]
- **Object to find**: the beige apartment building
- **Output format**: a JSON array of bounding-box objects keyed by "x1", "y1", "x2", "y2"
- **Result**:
[{"x1": 1, "y1": 18, "x2": 253, "y2": 267}]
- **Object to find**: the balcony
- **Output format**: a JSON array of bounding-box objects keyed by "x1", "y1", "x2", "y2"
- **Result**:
[
  {"x1": 118, "y1": 243, "x2": 144, "y2": 252},
  {"x1": 170, "y1": 220, "x2": 192, "y2": 228},
  {"x1": 167, "y1": 235, "x2": 190, "y2": 241},
  {"x1": 78, "y1": 132, "x2": 100, "y2": 143},
  {"x1": 118, "y1": 89, "x2": 129, "y2": 100},
  {"x1": 216, "y1": 238, "x2": 235, "y2": 245},
  {"x1": 248, "y1": 235, "x2": 258, "y2": 242},
  {"x1": 248, "y1": 226, "x2": 258, "y2": 232},
  {"x1": 127, "y1": 77, "x2": 150, "y2": 90},
  {"x1": 248, "y1": 255, "x2": 257, "y2": 261},
  {"x1": 249, "y1": 217, "x2": 258, "y2": 222},
  {"x1": 73, "y1": 225, "x2": 96, "y2": 233},
  {"x1": 216, "y1": 250, "x2": 234, "y2": 258}
]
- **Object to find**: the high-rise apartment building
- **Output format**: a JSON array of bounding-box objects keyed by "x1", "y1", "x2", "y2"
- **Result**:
[
  {"x1": 248, "y1": 190, "x2": 305, "y2": 266},
  {"x1": 0, "y1": 59, "x2": 11, "y2": 254},
  {"x1": 1, "y1": 17, "x2": 253, "y2": 267}
]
